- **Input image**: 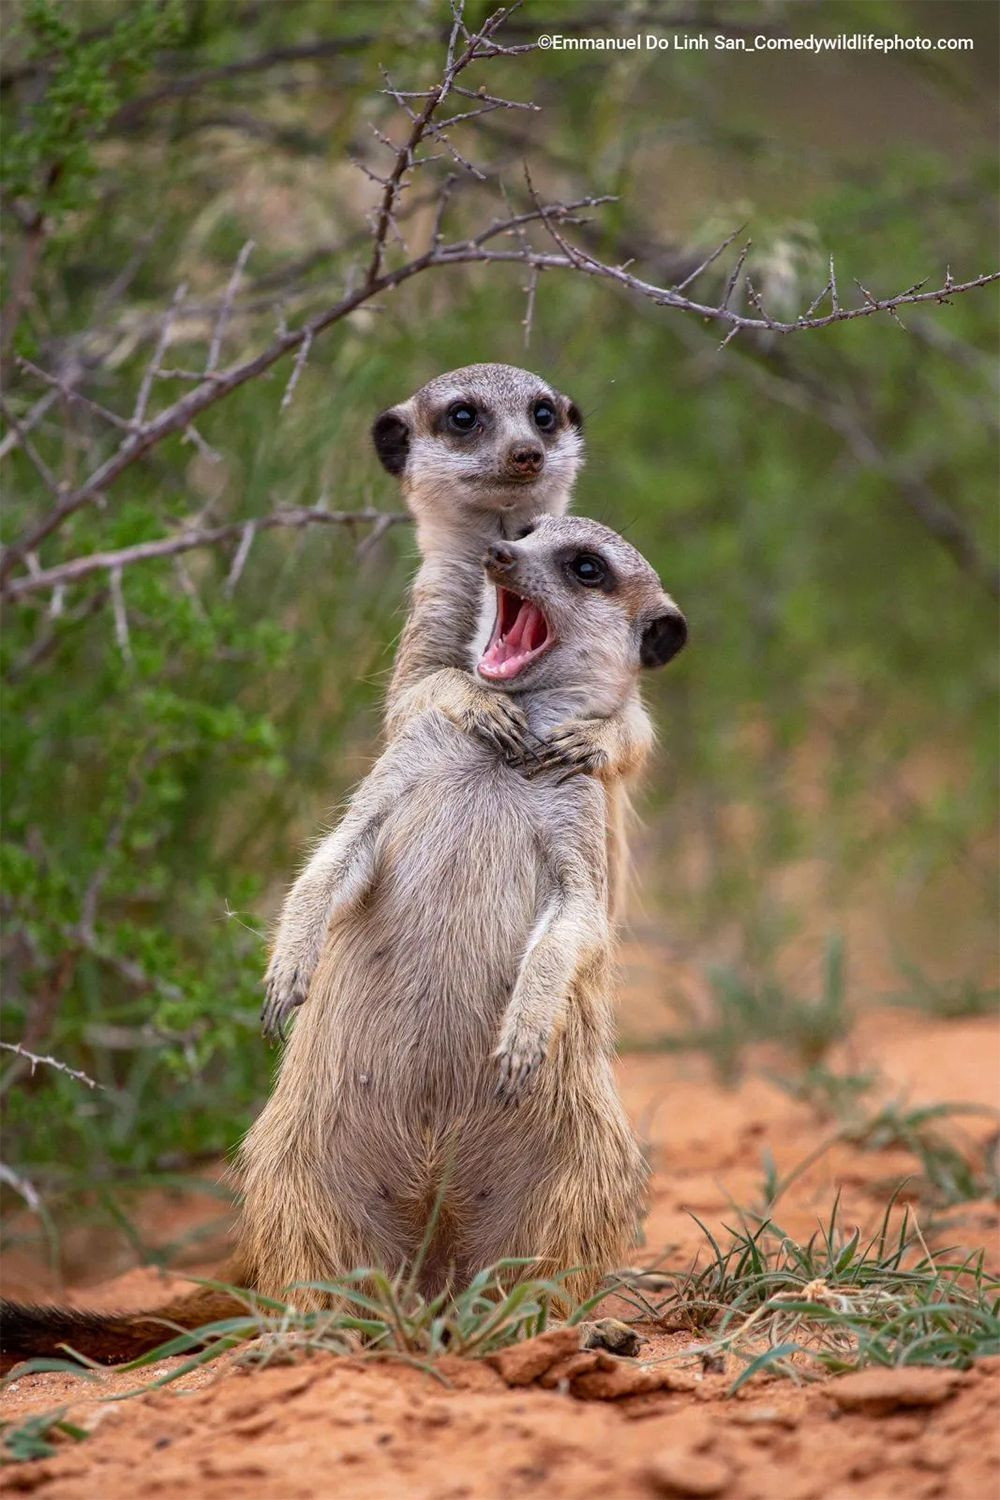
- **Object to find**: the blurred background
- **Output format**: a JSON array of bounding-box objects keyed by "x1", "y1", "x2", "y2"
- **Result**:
[{"x1": 2, "y1": 0, "x2": 997, "y2": 1278}]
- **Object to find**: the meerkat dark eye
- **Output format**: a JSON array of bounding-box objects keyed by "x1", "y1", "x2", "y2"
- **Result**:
[
  {"x1": 447, "y1": 402, "x2": 478, "y2": 433},
  {"x1": 532, "y1": 400, "x2": 557, "y2": 432},
  {"x1": 568, "y1": 553, "x2": 608, "y2": 587}
]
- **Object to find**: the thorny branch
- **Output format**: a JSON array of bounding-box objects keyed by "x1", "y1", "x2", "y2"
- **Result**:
[
  {"x1": 2, "y1": 1, "x2": 998, "y2": 609},
  {"x1": 0, "y1": 1040, "x2": 104, "y2": 1091},
  {"x1": 3, "y1": 508, "x2": 410, "y2": 600}
]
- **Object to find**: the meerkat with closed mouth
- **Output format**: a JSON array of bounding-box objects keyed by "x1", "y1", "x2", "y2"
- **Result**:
[{"x1": 262, "y1": 364, "x2": 656, "y2": 1026}]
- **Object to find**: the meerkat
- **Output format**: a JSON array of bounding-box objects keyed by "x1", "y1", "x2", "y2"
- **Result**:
[
  {"x1": 0, "y1": 516, "x2": 685, "y2": 1371},
  {"x1": 262, "y1": 365, "x2": 654, "y2": 1025},
  {"x1": 246, "y1": 514, "x2": 686, "y2": 1308}
]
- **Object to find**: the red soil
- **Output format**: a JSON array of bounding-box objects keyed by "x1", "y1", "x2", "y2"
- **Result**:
[{"x1": 2, "y1": 1006, "x2": 998, "y2": 1499}]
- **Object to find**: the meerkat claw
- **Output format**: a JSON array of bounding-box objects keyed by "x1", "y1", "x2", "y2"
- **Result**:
[
  {"x1": 494, "y1": 1033, "x2": 545, "y2": 1103},
  {"x1": 261, "y1": 970, "x2": 309, "y2": 1043},
  {"x1": 521, "y1": 721, "x2": 608, "y2": 782}
]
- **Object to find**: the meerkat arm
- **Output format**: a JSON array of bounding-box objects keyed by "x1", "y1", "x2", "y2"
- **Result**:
[
  {"x1": 261, "y1": 793, "x2": 390, "y2": 1042},
  {"x1": 385, "y1": 666, "x2": 539, "y2": 764},
  {"x1": 516, "y1": 695, "x2": 654, "y2": 785},
  {"x1": 494, "y1": 854, "x2": 608, "y2": 1102}
]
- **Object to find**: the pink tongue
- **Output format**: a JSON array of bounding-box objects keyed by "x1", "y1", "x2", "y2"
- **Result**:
[{"x1": 480, "y1": 599, "x2": 548, "y2": 679}]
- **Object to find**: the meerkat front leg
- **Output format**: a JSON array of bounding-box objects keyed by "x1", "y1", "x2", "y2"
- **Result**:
[
  {"x1": 495, "y1": 856, "x2": 607, "y2": 1103},
  {"x1": 261, "y1": 796, "x2": 390, "y2": 1042},
  {"x1": 386, "y1": 666, "x2": 540, "y2": 765},
  {"x1": 516, "y1": 695, "x2": 654, "y2": 785}
]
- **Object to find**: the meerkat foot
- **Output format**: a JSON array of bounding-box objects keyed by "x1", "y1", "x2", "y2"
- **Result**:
[
  {"x1": 494, "y1": 1027, "x2": 547, "y2": 1104},
  {"x1": 261, "y1": 958, "x2": 312, "y2": 1043},
  {"x1": 518, "y1": 720, "x2": 610, "y2": 782}
]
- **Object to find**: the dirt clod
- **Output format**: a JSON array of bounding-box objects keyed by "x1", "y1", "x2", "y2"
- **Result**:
[
  {"x1": 485, "y1": 1326, "x2": 582, "y2": 1385},
  {"x1": 829, "y1": 1367, "x2": 965, "y2": 1416},
  {"x1": 645, "y1": 1453, "x2": 731, "y2": 1496}
]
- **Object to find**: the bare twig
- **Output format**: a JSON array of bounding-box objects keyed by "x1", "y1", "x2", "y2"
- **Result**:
[
  {"x1": 16, "y1": 357, "x2": 133, "y2": 432},
  {"x1": 279, "y1": 327, "x2": 313, "y2": 411},
  {"x1": 132, "y1": 282, "x2": 187, "y2": 427},
  {"x1": 224, "y1": 519, "x2": 257, "y2": 595},
  {"x1": 0, "y1": 1161, "x2": 43, "y2": 1212},
  {"x1": 0, "y1": 1041, "x2": 105, "y2": 1090},
  {"x1": 672, "y1": 224, "x2": 746, "y2": 294},
  {"x1": 4, "y1": 508, "x2": 409, "y2": 600},
  {"x1": 206, "y1": 240, "x2": 255, "y2": 374},
  {"x1": 0, "y1": 388, "x2": 58, "y2": 460},
  {"x1": 0, "y1": 394, "x2": 61, "y2": 497},
  {"x1": 108, "y1": 565, "x2": 132, "y2": 661}
]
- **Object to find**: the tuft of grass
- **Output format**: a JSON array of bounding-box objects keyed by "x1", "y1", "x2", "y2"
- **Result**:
[
  {"x1": 844, "y1": 1101, "x2": 1000, "y2": 1209},
  {"x1": 622, "y1": 1192, "x2": 1000, "y2": 1390},
  {"x1": 1, "y1": 1407, "x2": 88, "y2": 1463},
  {"x1": 768, "y1": 1063, "x2": 879, "y2": 1121},
  {"x1": 887, "y1": 955, "x2": 999, "y2": 1021}
]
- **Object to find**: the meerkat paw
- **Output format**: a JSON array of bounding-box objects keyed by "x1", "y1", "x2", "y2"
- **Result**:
[
  {"x1": 494, "y1": 1025, "x2": 547, "y2": 1103},
  {"x1": 521, "y1": 720, "x2": 610, "y2": 783},
  {"x1": 261, "y1": 953, "x2": 314, "y2": 1043},
  {"x1": 460, "y1": 694, "x2": 541, "y2": 767}
]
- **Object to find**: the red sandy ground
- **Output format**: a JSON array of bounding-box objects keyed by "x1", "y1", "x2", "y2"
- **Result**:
[{"x1": 2, "y1": 1002, "x2": 998, "y2": 1499}]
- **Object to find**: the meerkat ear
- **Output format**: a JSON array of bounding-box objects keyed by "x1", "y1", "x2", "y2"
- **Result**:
[
  {"x1": 565, "y1": 400, "x2": 583, "y2": 430},
  {"x1": 640, "y1": 602, "x2": 687, "y2": 669},
  {"x1": 372, "y1": 407, "x2": 410, "y2": 476}
]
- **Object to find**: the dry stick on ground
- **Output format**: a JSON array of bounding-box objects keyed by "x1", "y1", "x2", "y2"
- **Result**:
[{"x1": 2, "y1": 1, "x2": 998, "y2": 605}]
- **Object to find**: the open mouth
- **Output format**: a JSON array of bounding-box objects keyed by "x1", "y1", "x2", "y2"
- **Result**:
[{"x1": 478, "y1": 587, "x2": 555, "y2": 682}]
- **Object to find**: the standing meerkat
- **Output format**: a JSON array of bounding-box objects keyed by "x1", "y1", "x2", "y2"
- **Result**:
[
  {"x1": 264, "y1": 365, "x2": 656, "y2": 1023},
  {"x1": 0, "y1": 516, "x2": 685, "y2": 1370},
  {"x1": 248, "y1": 515, "x2": 686, "y2": 1307}
]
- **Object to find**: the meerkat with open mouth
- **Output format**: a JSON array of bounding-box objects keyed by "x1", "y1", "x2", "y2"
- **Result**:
[
  {"x1": 248, "y1": 515, "x2": 686, "y2": 1306},
  {"x1": 0, "y1": 517, "x2": 685, "y2": 1370}
]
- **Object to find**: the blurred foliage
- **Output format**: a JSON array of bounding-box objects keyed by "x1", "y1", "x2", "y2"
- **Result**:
[{"x1": 1, "y1": 0, "x2": 997, "y2": 1263}]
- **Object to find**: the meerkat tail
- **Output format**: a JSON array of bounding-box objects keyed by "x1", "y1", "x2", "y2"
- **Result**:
[{"x1": 0, "y1": 1258, "x2": 253, "y2": 1373}]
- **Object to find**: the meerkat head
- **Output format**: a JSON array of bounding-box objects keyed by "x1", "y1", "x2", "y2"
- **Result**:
[
  {"x1": 474, "y1": 515, "x2": 686, "y2": 715},
  {"x1": 371, "y1": 364, "x2": 583, "y2": 542}
]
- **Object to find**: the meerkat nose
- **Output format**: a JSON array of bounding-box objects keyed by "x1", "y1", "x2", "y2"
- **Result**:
[
  {"x1": 485, "y1": 543, "x2": 516, "y2": 570},
  {"x1": 507, "y1": 444, "x2": 544, "y2": 474}
]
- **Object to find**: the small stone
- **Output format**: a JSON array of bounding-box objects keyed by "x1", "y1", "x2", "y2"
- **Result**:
[
  {"x1": 829, "y1": 1367, "x2": 963, "y2": 1416},
  {"x1": 731, "y1": 1405, "x2": 798, "y2": 1429},
  {"x1": 582, "y1": 1317, "x2": 644, "y2": 1357},
  {"x1": 645, "y1": 1454, "x2": 730, "y2": 1497}
]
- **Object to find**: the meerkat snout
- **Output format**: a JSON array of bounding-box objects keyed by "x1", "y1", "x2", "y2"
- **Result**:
[
  {"x1": 484, "y1": 541, "x2": 517, "y2": 572},
  {"x1": 504, "y1": 441, "x2": 544, "y2": 480}
]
